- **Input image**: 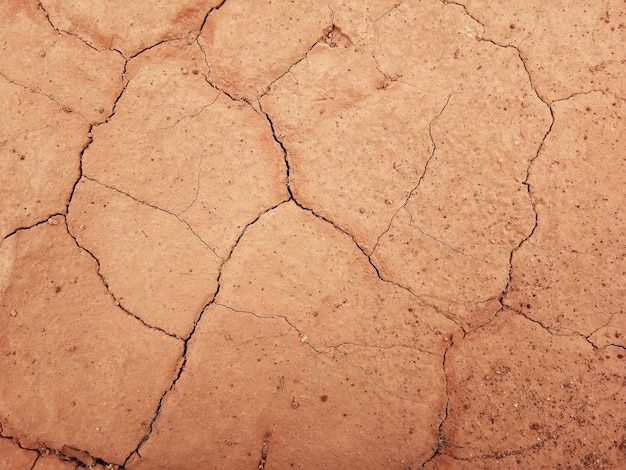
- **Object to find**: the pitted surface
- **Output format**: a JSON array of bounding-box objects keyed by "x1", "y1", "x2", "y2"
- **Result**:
[{"x1": 1, "y1": 1, "x2": 624, "y2": 468}]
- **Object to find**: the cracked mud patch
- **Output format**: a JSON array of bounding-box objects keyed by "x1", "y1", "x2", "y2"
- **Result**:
[{"x1": 1, "y1": 0, "x2": 625, "y2": 468}]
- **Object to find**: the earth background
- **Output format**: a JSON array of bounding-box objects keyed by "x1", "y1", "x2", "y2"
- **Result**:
[{"x1": 1, "y1": 1, "x2": 625, "y2": 469}]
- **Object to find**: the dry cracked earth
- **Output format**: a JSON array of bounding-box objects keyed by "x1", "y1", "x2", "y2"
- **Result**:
[{"x1": 1, "y1": 1, "x2": 625, "y2": 469}]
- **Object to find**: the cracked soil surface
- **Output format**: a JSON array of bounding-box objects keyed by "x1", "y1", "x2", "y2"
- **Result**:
[{"x1": 1, "y1": 0, "x2": 625, "y2": 468}]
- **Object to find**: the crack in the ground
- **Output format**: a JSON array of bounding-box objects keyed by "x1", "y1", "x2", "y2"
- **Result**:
[
  {"x1": 147, "y1": 92, "x2": 221, "y2": 133},
  {"x1": 61, "y1": 215, "x2": 183, "y2": 341},
  {"x1": 370, "y1": 94, "x2": 452, "y2": 256},
  {"x1": 79, "y1": 176, "x2": 222, "y2": 259},
  {"x1": 36, "y1": 1, "x2": 100, "y2": 52},
  {"x1": 371, "y1": 1, "x2": 408, "y2": 83},
  {"x1": 2, "y1": 214, "x2": 66, "y2": 241},
  {"x1": 500, "y1": 304, "x2": 602, "y2": 351},
  {"x1": 439, "y1": 0, "x2": 556, "y2": 316},
  {"x1": 192, "y1": 2, "x2": 331, "y2": 103},
  {"x1": 124, "y1": 296, "x2": 210, "y2": 466},
  {"x1": 0, "y1": 432, "x2": 120, "y2": 470},
  {"x1": 214, "y1": 304, "x2": 442, "y2": 408},
  {"x1": 259, "y1": 40, "x2": 324, "y2": 102},
  {"x1": 420, "y1": 337, "x2": 454, "y2": 469},
  {"x1": 176, "y1": 158, "x2": 203, "y2": 218},
  {"x1": 440, "y1": 0, "x2": 485, "y2": 30},
  {"x1": 493, "y1": 55, "x2": 554, "y2": 309},
  {"x1": 405, "y1": 209, "x2": 507, "y2": 268},
  {"x1": 0, "y1": 71, "x2": 89, "y2": 124},
  {"x1": 123, "y1": 195, "x2": 290, "y2": 464},
  {"x1": 215, "y1": 302, "x2": 321, "y2": 354},
  {"x1": 259, "y1": 104, "x2": 467, "y2": 338}
]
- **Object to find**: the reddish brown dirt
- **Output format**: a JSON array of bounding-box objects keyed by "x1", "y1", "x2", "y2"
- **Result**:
[{"x1": 1, "y1": 1, "x2": 625, "y2": 469}]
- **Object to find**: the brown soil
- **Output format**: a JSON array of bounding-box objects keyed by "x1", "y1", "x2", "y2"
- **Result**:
[{"x1": 1, "y1": 1, "x2": 625, "y2": 469}]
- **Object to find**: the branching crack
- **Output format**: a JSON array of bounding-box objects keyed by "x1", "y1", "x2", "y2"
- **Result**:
[
  {"x1": 406, "y1": 209, "x2": 507, "y2": 267},
  {"x1": 80, "y1": 176, "x2": 222, "y2": 260},
  {"x1": 124, "y1": 289, "x2": 219, "y2": 465},
  {"x1": 61, "y1": 216, "x2": 182, "y2": 340},
  {"x1": 259, "y1": 103, "x2": 446, "y2": 312},
  {"x1": 371, "y1": 94, "x2": 452, "y2": 256}
]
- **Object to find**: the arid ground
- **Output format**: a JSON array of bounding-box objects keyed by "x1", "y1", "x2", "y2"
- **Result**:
[{"x1": 1, "y1": 1, "x2": 625, "y2": 469}]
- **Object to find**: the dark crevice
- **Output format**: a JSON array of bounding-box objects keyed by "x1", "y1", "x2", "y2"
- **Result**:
[
  {"x1": 420, "y1": 338, "x2": 455, "y2": 469},
  {"x1": 3, "y1": 214, "x2": 65, "y2": 241},
  {"x1": 92, "y1": 61, "x2": 130, "y2": 127},
  {"x1": 124, "y1": 298, "x2": 213, "y2": 465},
  {"x1": 442, "y1": 0, "x2": 556, "y2": 315},
  {"x1": 65, "y1": 124, "x2": 93, "y2": 215},
  {"x1": 260, "y1": 103, "x2": 439, "y2": 306},
  {"x1": 490, "y1": 48, "x2": 554, "y2": 307},
  {"x1": 199, "y1": 0, "x2": 228, "y2": 33}
]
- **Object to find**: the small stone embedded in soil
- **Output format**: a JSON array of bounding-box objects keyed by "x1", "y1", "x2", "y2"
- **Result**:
[{"x1": 61, "y1": 445, "x2": 95, "y2": 466}]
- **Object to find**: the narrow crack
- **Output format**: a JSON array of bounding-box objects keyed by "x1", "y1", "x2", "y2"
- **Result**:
[
  {"x1": 488, "y1": 48, "x2": 554, "y2": 307},
  {"x1": 370, "y1": 94, "x2": 452, "y2": 255},
  {"x1": 62, "y1": 216, "x2": 182, "y2": 340},
  {"x1": 80, "y1": 176, "x2": 222, "y2": 260},
  {"x1": 215, "y1": 302, "x2": 321, "y2": 354},
  {"x1": 147, "y1": 92, "x2": 220, "y2": 133},
  {"x1": 0, "y1": 71, "x2": 89, "y2": 125},
  {"x1": 440, "y1": 1, "x2": 486, "y2": 30},
  {"x1": 406, "y1": 209, "x2": 507, "y2": 268},
  {"x1": 36, "y1": 1, "x2": 100, "y2": 52},
  {"x1": 371, "y1": 1, "x2": 408, "y2": 82},
  {"x1": 195, "y1": 2, "x2": 333, "y2": 103},
  {"x1": 420, "y1": 337, "x2": 454, "y2": 469},
  {"x1": 176, "y1": 158, "x2": 203, "y2": 217},
  {"x1": 124, "y1": 293, "x2": 215, "y2": 465},
  {"x1": 441, "y1": 0, "x2": 554, "y2": 313},
  {"x1": 501, "y1": 304, "x2": 601, "y2": 350},
  {"x1": 258, "y1": 9, "x2": 336, "y2": 102}
]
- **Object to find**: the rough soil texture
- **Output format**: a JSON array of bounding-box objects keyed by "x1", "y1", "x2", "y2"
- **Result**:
[{"x1": 0, "y1": 1, "x2": 624, "y2": 469}]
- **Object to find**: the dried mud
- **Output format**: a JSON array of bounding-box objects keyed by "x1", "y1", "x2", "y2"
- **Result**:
[{"x1": 1, "y1": 1, "x2": 625, "y2": 469}]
